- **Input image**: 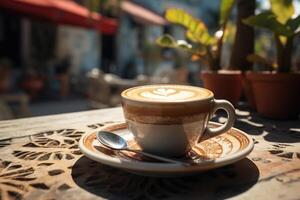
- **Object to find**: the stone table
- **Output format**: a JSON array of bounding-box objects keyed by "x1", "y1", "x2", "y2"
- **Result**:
[{"x1": 0, "y1": 107, "x2": 299, "y2": 200}]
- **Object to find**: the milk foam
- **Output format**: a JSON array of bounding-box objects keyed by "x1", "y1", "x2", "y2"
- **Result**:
[{"x1": 122, "y1": 85, "x2": 213, "y2": 102}]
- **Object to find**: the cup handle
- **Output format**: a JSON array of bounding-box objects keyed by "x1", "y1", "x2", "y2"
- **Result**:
[{"x1": 200, "y1": 99, "x2": 235, "y2": 141}]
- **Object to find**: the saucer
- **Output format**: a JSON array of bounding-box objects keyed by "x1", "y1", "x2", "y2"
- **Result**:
[{"x1": 79, "y1": 122, "x2": 254, "y2": 176}]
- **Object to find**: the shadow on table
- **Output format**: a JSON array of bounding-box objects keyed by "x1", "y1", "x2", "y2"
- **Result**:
[
  {"x1": 211, "y1": 111, "x2": 265, "y2": 136},
  {"x1": 258, "y1": 115, "x2": 300, "y2": 143},
  {"x1": 72, "y1": 157, "x2": 259, "y2": 200},
  {"x1": 212, "y1": 108, "x2": 300, "y2": 145},
  {"x1": 264, "y1": 129, "x2": 300, "y2": 143}
]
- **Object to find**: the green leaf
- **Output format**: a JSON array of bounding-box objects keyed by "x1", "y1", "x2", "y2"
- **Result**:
[
  {"x1": 287, "y1": 15, "x2": 300, "y2": 33},
  {"x1": 243, "y1": 11, "x2": 294, "y2": 37},
  {"x1": 270, "y1": 0, "x2": 294, "y2": 24},
  {"x1": 165, "y1": 8, "x2": 215, "y2": 45},
  {"x1": 220, "y1": 0, "x2": 235, "y2": 26},
  {"x1": 156, "y1": 34, "x2": 193, "y2": 51},
  {"x1": 156, "y1": 34, "x2": 177, "y2": 48}
]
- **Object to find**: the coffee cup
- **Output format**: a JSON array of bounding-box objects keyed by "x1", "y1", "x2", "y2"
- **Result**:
[{"x1": 121, "y1": 84, "x2": 235, "y2": 158}]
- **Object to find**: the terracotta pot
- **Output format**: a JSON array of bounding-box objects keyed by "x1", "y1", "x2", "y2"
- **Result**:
[
  {"x1": 242, "y1": 73, "x2": 256, "y2": 109},
  {"x1": 246, "y1": 72, "x2": 300, "y2": 119},
  {"x1": 201, "y1": 71, "x2": 243, "y2": 106}
]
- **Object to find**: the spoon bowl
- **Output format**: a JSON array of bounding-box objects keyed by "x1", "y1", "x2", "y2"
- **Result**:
[
  {"x1": 97, "y1": 131, "x2": 127, "y2": 150},
  {"x1": 96, "y1": 131, "x2": 190, "y2": 166}
]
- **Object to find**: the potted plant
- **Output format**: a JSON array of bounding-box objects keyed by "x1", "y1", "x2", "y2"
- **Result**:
[
  {"x1": 243, "y1": 0, "x2": 300, "y2": 119},
  {"x1": 156, "y1": 0, "x2": 243, "y2": 106}
]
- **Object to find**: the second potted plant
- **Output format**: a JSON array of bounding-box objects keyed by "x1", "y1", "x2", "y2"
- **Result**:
[{"x1": 243, "y1": 0, "x2": 300, "y2": 119}]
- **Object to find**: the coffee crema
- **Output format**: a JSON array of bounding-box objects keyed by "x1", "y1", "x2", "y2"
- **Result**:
[{"x1": 122, "y1": 85, "x2": 213, "y2": 103}]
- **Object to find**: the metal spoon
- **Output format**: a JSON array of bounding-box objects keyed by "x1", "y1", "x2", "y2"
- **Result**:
[{"x1": 96, "y1": 131, "x2": 189, "y2": 166}]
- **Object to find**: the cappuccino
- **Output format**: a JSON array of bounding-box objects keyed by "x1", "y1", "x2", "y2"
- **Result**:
[{"x1": 121, "y1": 84, "x2": 235, "y2": 157}]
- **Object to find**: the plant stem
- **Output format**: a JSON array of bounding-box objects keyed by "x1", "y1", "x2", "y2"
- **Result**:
[
  {"x1": 229, "y1": 0, "x2": 255, "y2": 71},
  {"x1": 282, "y1": 36, "x2": 293, "y2": 73},
  {"x1": 275, "y1": 35, "x2": 293, "y2": 73},
  {"x1": 215, "y1": 27, "x2": 225, "y2": 70},
  {"x1": 274, "y1": 34, "x2": 284, "y2": 72},
  {"x1": 206, "y1": 46, "x2": 217, "y2": 71}
]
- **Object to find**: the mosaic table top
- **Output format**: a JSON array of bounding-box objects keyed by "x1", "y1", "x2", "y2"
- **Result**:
[{"x1": 0, "y1": 107, "x2": 299, "y2": 200}]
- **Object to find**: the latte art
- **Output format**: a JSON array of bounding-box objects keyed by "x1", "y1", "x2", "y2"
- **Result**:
[
  {"x1": 153, "y1": 88, "x2": 176, "y2": 96},
  {"x1": 122, "y1": 85, "x2": 213, "y2": 103},
  {"x1": 141, "y1": 89, "x2": 195, "y2": 100}
]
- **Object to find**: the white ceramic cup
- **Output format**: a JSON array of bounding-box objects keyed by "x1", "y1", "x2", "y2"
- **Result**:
[{"x1": 121, "y1": 84, "x2": 235, "y2": 158}]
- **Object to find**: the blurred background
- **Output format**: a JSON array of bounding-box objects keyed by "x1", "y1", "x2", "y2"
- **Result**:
[{"x1": 0, "y1": 0, "x2": 300, "y2": 120}]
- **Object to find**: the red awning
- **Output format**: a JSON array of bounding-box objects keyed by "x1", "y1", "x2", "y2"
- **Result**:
[{"x1": 0, "y1": 0, "x2": 118, "y2": 35}]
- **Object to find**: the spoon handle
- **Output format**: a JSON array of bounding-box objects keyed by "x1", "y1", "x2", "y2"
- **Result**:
[{"x1": 127, "y1": 149, "x2": 190, "y2": 166}]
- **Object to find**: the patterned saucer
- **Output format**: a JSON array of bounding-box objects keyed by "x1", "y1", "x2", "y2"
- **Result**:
[{"x1": 79, "y1": 122, "x2": 254, "y2": 176}]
